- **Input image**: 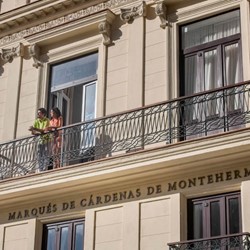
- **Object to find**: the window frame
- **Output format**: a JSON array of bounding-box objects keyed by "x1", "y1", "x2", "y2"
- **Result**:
[
  {"x1": 42, "y1": 218, "x2": 85, "y2": 250},
  {"x1": 187, "y1": 192, "x2": 242, "y2": 240},
  {"x1": 179, "y1": 9, "x2": 242, "y2": 97}
]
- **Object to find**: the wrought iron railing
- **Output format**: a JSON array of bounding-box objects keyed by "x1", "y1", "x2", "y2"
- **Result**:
[
  {"x1": 168, "y1": 232, "x2": 250, "y2": 250},
  {"x1": 1, "y1": 82, "x2": 250, "y2": 179}
]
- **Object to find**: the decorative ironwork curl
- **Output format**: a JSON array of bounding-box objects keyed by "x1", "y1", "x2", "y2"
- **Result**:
[{"x1": 168, "y1": 232, "x2": 250, "y2": 250}]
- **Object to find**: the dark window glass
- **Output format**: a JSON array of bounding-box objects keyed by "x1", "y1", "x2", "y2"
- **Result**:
[
  {"x1": 74, "y1": 224, "x2": 84, "y2": 250},
  {"x1": 228, "y1": 197, "x2": 240, "y2": 234},
  {"x1": 60, "y1": 226, "x2": 69, "y2": 250},
  {"x1": 210, "y1": 201, "x2": 221, "y2": 237},
  {"x1": 43, "y1": 219, "x2": 84, "y2": 250},
  {"x1": 47, "y1": 229, "x2": 56, "y2": 250},
  {"x1": 193, "y1": 203, "x2": 203, "y2": 239}
]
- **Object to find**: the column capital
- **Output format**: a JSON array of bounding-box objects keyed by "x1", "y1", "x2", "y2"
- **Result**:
[
  {"x1": 0, "y1": 44, "x2": 24, "y2": 64},
  {"x1": 120, "y1": 1, "x2": 146, "y2": 23}
]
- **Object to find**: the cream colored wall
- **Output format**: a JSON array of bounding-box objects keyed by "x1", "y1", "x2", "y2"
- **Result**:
[
  {"x1": 106, "y1": 3, "x2": 168, "y2": 114},
  {"x1": 16, "y1": 59, "x2": 39, "y2": 138},
  {"x1": 106, "y1": 17, "x2": 128, "y2": 115},
  {"x1": 1, "y1": 0, "x2": 26, "y2": 13},
  {"x1": 85, "y1": 194, "x2": 182, "y2": 250},
  {"x1": 241, "y1": 180, "x2": 250, "y2": 232},
  {"x1": 145, "y1": 5, "x2": 167, "y2": 105},
  {"x1": 1, "y1": 56, "x2": 22, "y2": 142},
  {"x1": 0, "y1": 219, "x2": 39, "y2": 250},
  {"x1": 0, "y1": 65, "x2": 8, "y2": 142}
]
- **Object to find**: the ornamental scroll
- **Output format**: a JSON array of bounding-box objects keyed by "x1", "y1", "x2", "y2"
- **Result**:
[
  {"x1": 120, "y1": 1, "x2": 146, "y2": 23},
  {"x1": 0, "y1": 44, "x2": 24, "y2": 65}
]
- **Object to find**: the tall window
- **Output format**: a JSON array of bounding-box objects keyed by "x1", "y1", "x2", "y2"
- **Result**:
[
  {"x1": 181, "y1": 10, "x2": 242, "y2": 94},
  {"x1": 49, "y1": 53, "x2": 98, "y2": 126},
  {"x1": 42, "y1": 219, "x2": 85, "y2": 250},
  {"x1": 180, "y1": 10, "x2": 243, "y2": 138},
  {"x1": 188, "y1": 193, "x2": 241, "y2": 240}
]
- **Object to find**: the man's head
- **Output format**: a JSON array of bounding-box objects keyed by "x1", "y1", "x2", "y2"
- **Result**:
[{"x1": 37, "y1": 108, "x2": 47, "y2": 119}]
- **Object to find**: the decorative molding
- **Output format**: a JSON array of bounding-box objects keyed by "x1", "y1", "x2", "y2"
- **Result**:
[
  {"x1": 155, "y1": 0, "x2": 168, "y2": 29},
  {"x1": 0, "y1": 0, "x2": 134, "y2": 46},
  {"x1": 0, "y1": 44, "x2": 24, "y2": 64},
  {"x1": 27, "y1": 44, "x2": 42, "y2": 68},
  {"x1": 167, "y1": 0, "x2": 240, "y2": 22},
  {"x1": 120, "y1": 1, "x2": 146, "y2": 23},
  {"x1": 98, "y1": 21, "x2": 112, "y2": 46}
]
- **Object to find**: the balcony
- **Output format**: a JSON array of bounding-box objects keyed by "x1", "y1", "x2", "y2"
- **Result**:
[
  {"x1": 0, "y1": 82, "x2": 250, "y2": 180},
  {"x1": 168, "y1": 233, "x2": 250, "y2": 250}
]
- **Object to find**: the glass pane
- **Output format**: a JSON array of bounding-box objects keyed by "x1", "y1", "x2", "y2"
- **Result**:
[
  {"x1": 204, "y1": 49, "x2": 222, "y2": 90},
  {"x1": 82, "y1": 83, "x2": 96, "y2": 149},
  {"x1": 229, "y1": 198, "x2": 240, "y2": 234},
  {"x1": 210, "y1": 201, "x2": 221, "y2": 237},
  {"x1": 47, "y1": 228, "x2": 56, "y2": 250},
  {"x1": 182, "y1": 10, "x2": 240, "y2": 50},
  {"x1": 75, "y1": 224, "x2": 84, "y2": 250},
  {"x1": 60, "y1": 226, "x2": 69, "y2": 250},
  {"x1": 204, "y1": 49, "x2": 221, "y2": 120},
  {"x1": 72, "y1": 85, "x2": 83, "y2": 124},
  {"x1": 224, "y1": 43, "x2": 242, "y2": 85},
  {"x1": 83, "y1": 83, "x2": 96, "y2": 121},
  {"x1": 193, "y1": 204, "x2": 203, "y2": 239},
  {"x1": 51, "y1": 53, "x2": 98, "y2": 88},
  {"x1": 185, "y1": 55, "x2": 199, "y2": 95}
]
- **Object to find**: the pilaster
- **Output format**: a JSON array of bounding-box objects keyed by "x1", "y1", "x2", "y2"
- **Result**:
[
  {"x1": 2, "y1": 44, "x2": 24, "y2": 141},
  {"x1": 120, "y1": 1, "x2": 146, "y2": 109}
]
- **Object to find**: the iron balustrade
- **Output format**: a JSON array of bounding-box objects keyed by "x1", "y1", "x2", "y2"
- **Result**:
[
  {"x1": 0, "y1": 82, "x2": 250, "y2": 179},
  {"x1": 168, "y1": 232, "x2": 250, "y2": 250}
]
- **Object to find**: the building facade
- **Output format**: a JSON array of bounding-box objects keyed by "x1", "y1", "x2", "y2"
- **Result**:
[{"x1": 1, "y1": 0, "x2": 250, "y2": 249}]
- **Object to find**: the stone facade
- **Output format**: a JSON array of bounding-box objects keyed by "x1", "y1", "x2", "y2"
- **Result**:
[{"x1": 1, "y1": 0, "x2": 250, "y2": 249}]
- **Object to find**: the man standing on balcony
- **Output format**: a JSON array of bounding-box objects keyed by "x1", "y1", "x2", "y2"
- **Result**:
[{"x1": 28, "y1": 108, "x2": 50, "y2": 172}]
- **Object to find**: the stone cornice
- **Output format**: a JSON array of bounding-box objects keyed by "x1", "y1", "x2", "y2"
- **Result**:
[
  {"x1": 25, "y1": 9, "x2": 116, "y2": 46},
  {"x1": 0, "y1": 0, "x2": 135, "y2": 46},
  {"x1": 168, "y1": 0, "x2": 240, "y2": 23}
]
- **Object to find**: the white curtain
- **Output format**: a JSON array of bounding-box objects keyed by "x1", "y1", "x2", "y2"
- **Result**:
[{"x1": 182, "y1": 10, "x2": 240, "y2": 50}]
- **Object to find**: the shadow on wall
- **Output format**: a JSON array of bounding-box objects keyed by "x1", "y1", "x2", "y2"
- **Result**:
[{"x1": 0, "y1": 66, "x2": 4, "y2": 76}]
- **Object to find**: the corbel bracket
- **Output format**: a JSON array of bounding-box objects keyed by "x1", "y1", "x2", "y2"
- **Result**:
[
  {"x1": 155, "y1": 0, "x2": 168, "y2": 29},
  {"x1": 98, "y1": 21, "x2": 112, "y2": 46},
  {"x1": 120, "y1": 1, "x2": 146, "y2": 23},
  {"x1": 27, "y1": 44, "x2": 42, "y2": 68}
]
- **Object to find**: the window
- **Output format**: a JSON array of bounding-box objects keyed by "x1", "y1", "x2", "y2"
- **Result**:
[
  {"x1": 188, "y1": 193, "x2": 241, "y2": 240},
  {"x1": 48, "y1": 53, "x2": 98, "y2": 165},
  {"x1": 42, "y1": 219, "x2": 85, "y2": 250},
  {"x1": 49, "y1": 53, "x2": 98, "y2": 126},
  {"x1": 180, "y1": 10, "x2": 243, "y2": 138}
]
